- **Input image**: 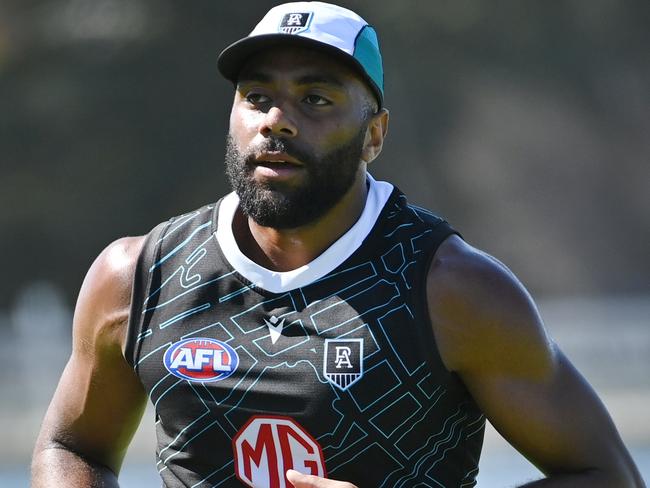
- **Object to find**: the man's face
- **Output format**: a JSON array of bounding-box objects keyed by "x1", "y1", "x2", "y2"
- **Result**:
[{"x1": 225, "y1": 46, "x2": 375, "y2": 229}]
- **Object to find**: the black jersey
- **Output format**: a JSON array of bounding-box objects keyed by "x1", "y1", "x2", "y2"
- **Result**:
[{"x1": 125, "y1": 177, "x2": 485, "y2": 488}]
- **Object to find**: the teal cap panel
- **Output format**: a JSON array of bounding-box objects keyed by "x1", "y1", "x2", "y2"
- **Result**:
[{"x1": 353, "y1": 25, "x2": 384, "y2": 96}]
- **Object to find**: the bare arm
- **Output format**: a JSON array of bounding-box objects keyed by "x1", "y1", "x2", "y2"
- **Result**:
[
  {"x1": 427, "y1": 235, "x2": 645, "y2": 487},
  {"x1": 31, "y1": 236, "x2": 148, "y2": 487}
]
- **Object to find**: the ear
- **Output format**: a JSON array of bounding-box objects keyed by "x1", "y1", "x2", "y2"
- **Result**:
[{"x1": 361, "y1": 108, "x2": 389, "y2": 164}]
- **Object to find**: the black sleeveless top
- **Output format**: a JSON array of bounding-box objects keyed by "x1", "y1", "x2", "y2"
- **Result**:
[{"x1": 125, "y1": 184, "x2": 485, "y2": 488}]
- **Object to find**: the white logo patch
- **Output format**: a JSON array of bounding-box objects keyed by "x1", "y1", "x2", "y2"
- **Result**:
[
  {"x1": 278, "y1": 12, "x2": 313, "y2": 34},
  {"x1": 323, "y1": 338, "x2": 363, "y2": 390}
]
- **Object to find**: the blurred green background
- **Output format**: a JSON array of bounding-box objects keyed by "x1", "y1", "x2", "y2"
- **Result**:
[{"x1": 1, "y1": 0, "x2": 648, "y2": 486}]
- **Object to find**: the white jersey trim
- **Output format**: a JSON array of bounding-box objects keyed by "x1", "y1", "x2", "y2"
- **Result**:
[{"x1": 215, "y1": 174, "x2": 394, "y2": 293}]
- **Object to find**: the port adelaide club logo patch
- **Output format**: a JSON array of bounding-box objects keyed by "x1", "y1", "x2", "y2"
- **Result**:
[
  {"x1": 164, "y1": 337, "x2": 239, "y2": 382},
  {"x1": 323, "y1": 338, "x2": 364, "y2": 390},
  {"x1": 278, "y1": 12, "x2": 313, "y2": 34}
]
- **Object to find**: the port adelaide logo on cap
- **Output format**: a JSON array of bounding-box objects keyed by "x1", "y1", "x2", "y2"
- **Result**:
[
  {"x1": 164, "y1": 338, "x2": 239, "y2": 382},
  {"x1": 278, "y1": 12, "x2": 313, "y2": 34},
  {"x1": 323, "y1": 338, "x2": 363, "y2": 390}
]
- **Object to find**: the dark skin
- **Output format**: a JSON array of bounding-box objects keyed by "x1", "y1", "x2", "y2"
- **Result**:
[{"x1": 31, "y1": 47, "x2": 645, "y2": 488}]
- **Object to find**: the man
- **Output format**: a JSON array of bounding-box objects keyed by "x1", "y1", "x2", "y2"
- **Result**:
[{"x1": 31, "y1": 2, "x2": 644, "y2": 487}]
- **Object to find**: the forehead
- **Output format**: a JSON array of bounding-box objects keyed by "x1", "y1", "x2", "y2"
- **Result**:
[{"x1": 237, "y1": 45, "x2": 365, "y2": 87}]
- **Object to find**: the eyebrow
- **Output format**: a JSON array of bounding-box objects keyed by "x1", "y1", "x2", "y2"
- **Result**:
[
  {"x1": 237, "y1": 72, "x2": 346, "y2": 89},
  {"x1": 295, "y1": 74, "x2": 346, "y2": 88}
]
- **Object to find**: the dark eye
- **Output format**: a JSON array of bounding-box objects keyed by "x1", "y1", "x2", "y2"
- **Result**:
[
  {"x1": 303, "y1": 94, "x2": 331, "y2": 106},
  {"x1": 245, "y1": 92, "x2": 271, "y2": 104}
]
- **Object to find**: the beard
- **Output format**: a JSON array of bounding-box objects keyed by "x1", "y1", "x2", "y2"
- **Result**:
[{"x1": 224, "y1": 128, "x2": 367, "y2": 229}]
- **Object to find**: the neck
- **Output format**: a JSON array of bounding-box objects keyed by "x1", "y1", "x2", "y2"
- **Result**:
[{"x1": 233, "y1": 171, "x2": 369, "y2": 272}]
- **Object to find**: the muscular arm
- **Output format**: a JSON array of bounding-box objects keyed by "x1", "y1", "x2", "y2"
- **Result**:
[
  {"x1": 427, "y1": 235, "x2": 645, "y2": 487},
  {"x1": 31, "y1": 236, "x2": 148, "y2": 487}
]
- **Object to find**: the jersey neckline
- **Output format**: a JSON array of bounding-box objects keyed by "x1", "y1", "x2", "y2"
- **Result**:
[{"x1": 214, "y1": 174, "x2": 394, "y2": 293}]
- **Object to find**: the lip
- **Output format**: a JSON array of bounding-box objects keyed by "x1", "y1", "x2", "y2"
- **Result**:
[
  {"x1": 252, "y1": 152, "x2": 305, "y2": 180},
  {"x1": 254, "y1": 152, "x2": 303, "y2": 166}
]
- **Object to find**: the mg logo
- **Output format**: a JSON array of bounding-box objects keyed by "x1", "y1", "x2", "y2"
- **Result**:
[{"x1": 233, "y1": 415, "x2": 326, "y2": 488}]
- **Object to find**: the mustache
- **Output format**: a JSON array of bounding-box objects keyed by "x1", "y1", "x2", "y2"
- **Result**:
[{"x1": 245, "y1": 138, "x2": 311, "y2": 165}]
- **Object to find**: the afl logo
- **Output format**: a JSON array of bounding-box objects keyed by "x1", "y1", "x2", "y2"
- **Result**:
[{"x1": 163, "y1": 338, "x2": 239, "y2": 382}]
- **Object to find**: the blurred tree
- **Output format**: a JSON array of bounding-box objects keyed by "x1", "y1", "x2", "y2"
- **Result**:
[{"x1": 1, "y1": 0, "x2": 649, "y2": 311}]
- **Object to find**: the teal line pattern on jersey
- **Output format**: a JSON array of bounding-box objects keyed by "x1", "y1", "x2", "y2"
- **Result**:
[
  {"x1": 416, "y1": 376, "x2": 442, "y2": 400},
  {"x1": 150, "y1": 221, "x2": 211, "y2": 272},
  {"x1": 181, "y1": 248, "x2": 207, "y2": 288},
  {"x1": 162, "y1": 420, "x2": 232, "y2": 467},
  {"x1": 349, "y1": 359, "x2": 402, "y2": 412},
  {"x1": 338, "y1": 322, "x2": 381, "y2": 361},
  {"x1": 310, "y1": 260, "x2": 378, "y2": 286},
  {"x1": 328, "y1": 439, "x2": 404, "y2": 479},
  {"x1": 190, "y1": 460, "x2": 234, "y2": 488},
  {"x1": 460, "y1": 467, "x2": 480, "y2": 487},
  {"x1": 186, "y1": 233, "x2": 214, "y2": 262},
  {"x1": 145, "y1": 232, "x2": 216, "y2": 305},
  {"x1": 192, "y1": 346, "x2": 258, "y2": 412},
  {"x1": 144, "y1": 266, "x2": 183, "y2": 305},
  {"x1": 136, "y1": 329, "x2": 153, "y2": 342},
  {"x1": 159, "y1": 410, "x2": 211, "y2": 461},
  {"x1": 154, "y1": 379, "x2": 183, "y2": 410},
  {"x1": 144, "y1": 271, "x2": 235, "y2": 313},
  {"x1": 322, "y1": 422, "x2": 368, "y2": 452},
  {"x1": 391, "y1": 410, "x2": 468, "y2": 488},
  {"x1": 381, "y1": 243, "x2": 406, "y2": 274},
  {"x1": 384, "y1": 222, "x2": 414, "y2": 238},
  {"x1": 393, "y1": 390, "x2": 448, "y2": 458},
  {"x1": 149, "y1": 372, "x2": 173, "y2": 399},
  {"x1": 181, "y1": 321, "x2": 229, "y2": 341},
  {"x1": 309, "y1": 278, "x2": 400, "y2": 334},
  {"x1": 377, "y1": 303, "x2": 425, "y2": 375},
  {"x1": 222, "y1": 359, "x2": 332, "y2": 432},
  {"x1": 407, "y1": 203, "x2": 438, "y2": 218},
  {"x1": 464, "y1": 415, "x2": 486, "y2": 439},
  {"x1": 136, "y1": 341, "x2": 171, "y2": 366},
  {"x1": 218, "y1": 283, "x2": 255, "y2": 303},
  {"x1": 322, "y1": 427, "x2": 369, "y2": 466},
  {"x1": 368, "y1": 392, "x2": 423, "y2": 439},
  {"x1": 302, "y1": 262, "x2": 378, "y2": 307},
  {"x1": 424, "y1": 415, "x2": 472, "y2": 479},
  {"x1": 158, "y1": 381, "x2": 230, "y2": 463},
  {"x1": 409, "y1": 229, "x2": 433, "y2": 253},
  {"x1": 400, "y1": 260, "x2": 418, "y2": 289},
  {"x1": 158, "y1": 303, "x2": 211, "y2": 329},
  {"x1": 158, "y1": 210, "x2": 200, "y2": 243}
]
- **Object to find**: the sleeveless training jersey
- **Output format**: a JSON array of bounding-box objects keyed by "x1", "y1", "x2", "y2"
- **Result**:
[{"x1": 125, "y1": 177, "x2": 485, "y2": 488}]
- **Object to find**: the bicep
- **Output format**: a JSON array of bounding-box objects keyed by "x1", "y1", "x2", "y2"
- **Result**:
[
  {"x1": 462, "y1": 347, "x2": 629, "y2": 476},
  {"x1": 427, "y1": 237, "x2": 637, "y2": 480},
  {"x1": 36, "y1": 237, "x2": 148, "y2": 474},
  {"x1": 40, "y1": 345, "x2": 147, "y2": 472}
]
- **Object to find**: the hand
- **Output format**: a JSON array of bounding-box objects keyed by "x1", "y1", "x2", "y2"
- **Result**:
[{"x1": 286, "y1": 469, "x2": 358, "y2": 488}]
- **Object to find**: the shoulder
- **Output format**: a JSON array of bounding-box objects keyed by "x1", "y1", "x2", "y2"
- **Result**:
[
  {"x1": 82, "y1": 236, "x2": 147, "y2": 305},
  {"x1": 426, "y1": 235, "x2": 555, "y2": 378},
  {"x1": 73, "y1": 235, "x2": 147, "y2": 351}
]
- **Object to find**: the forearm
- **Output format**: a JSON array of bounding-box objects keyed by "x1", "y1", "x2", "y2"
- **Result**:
[
  {"x1": 31, "y1": 442, "x2": 120, "y2": 488},
  {"x1": 518, "y1": 468, "x2": 646, "y2": 488}
]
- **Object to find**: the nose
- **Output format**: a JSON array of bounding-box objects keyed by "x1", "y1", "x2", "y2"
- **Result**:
[{"x1": 259, "y1": 106, "x2": 298, "y2": 138}]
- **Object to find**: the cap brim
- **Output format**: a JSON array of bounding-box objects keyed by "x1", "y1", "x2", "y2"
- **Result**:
[{"x1": 217, "y1": 34, "x2": 383, "y2": 107}]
